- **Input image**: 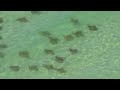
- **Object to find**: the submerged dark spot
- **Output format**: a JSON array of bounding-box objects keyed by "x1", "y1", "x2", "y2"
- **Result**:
[
  {"x1": 0, "y1": 44, "x2": 8, "y2": 48},
  {"x1": 28, "y1": 65, "x2": 39, "y2": 71},
  {"x1": 48, "y1": 36, "x2": 59, "y2": 44},
  {"x1": 55, "y1": 56, "x2": 65, "y2": 63},
  {"x1": 16, "y1": 17, "x2": 28, "y2": 23},
  {"x1": 42, "y1": 64, "x2": 55, "y2": 70},
  {"x1": 64, "y1": 34, "x2": 74, "y2": 41},
  {"x1": 31, "y1": 11, "x2": 42, "y2": 15},
  {"x1": 9, "y1": 66, "x2": 20, "y2": 72},
  {"x1": 0, "y1": 17, "x2": 4, "y2": 24},
  {"x1": 88, "y1": 25, "x2": 98, "y2": 31},
  {"x1": 0, "y1": 52, "x2": 5, "y2": 58},
  {"x1": 70, "y1": 18, "x2": 80, "y2": 25},
  {"x1": 19, "y1": 51, "x2": 30, "y2": 58},
  {"x1": 69, "y1": 48, "x2": 78, "y2": 54},
  {"x1": 39, "y1": 31, "x2": 51, "y2": 37},
  {"x1": 73, "y1": 31, "x2": 84, "y2": 37},
  {"x1": 44, "y1": 49, "x2": 55, "y2": 55},
  {"x1": 0, "y1": 36, "x2": 3, "y2": 40},
  {"x1": 55, "y1": 67, "x2": 67, "y2": 74}
]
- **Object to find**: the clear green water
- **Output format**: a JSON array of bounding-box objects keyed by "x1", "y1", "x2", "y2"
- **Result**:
[{"x1": 0, "y1": 11, "x2": 120, "y2": 79}]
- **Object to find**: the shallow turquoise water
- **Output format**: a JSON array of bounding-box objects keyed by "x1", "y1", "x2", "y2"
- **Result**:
[{"x1": 0, "y1": 11, "x2": 120, "y2": 79}]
